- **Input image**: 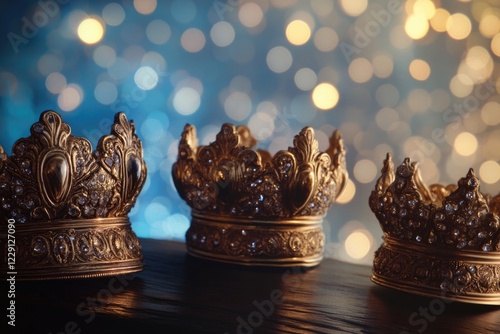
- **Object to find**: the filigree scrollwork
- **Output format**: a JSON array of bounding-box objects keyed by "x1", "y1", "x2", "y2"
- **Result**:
[
  {"x1": 186, "y1": 220, "x2": 324, "y2": 264},
  {"x1": 172, "y1": 123, "x2": 348, "y2": 218},
  {"x1": 0, "y1": 110, "x2": 146, "y2": 222},
  {"x1": 372, "y1": 241, "x2": 500, "y2": 304}
]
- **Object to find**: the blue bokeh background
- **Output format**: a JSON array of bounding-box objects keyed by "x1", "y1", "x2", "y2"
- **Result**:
[{"x1": 1, "y1": 0, "x2": 499, "y2": 264}]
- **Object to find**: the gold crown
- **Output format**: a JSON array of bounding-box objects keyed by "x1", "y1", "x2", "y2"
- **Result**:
[
  {"x1": 0, "y1": 111, "x2": 147, "y2": 280},
  {"x1": 172, "y1": 123, "x2": 348, "y2": 267},
  {"x1": 369, "y1": 153, "x2": 500, "y2": 305}
]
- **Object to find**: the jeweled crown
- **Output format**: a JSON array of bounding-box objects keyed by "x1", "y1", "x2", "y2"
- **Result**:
[
  {"x1": 172, "y1": 123, "x2": 348, "y2": 267},
  {"x1": 369, "y1": 153, "x2": 500, "y2": 305},
  {"x1": 0, "y1": 111, "x2": 147, "y2": 280}
]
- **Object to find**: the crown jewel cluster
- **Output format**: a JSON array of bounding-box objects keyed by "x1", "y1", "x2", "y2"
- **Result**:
[
  {"x1": 369, "y1": 154, "x2": 500, "y2": 252},
  {"x1": 173, "y1": 123, "x2": 347, "y2": 218},
  {"x1": 0, "y1": 111, "x2": 147, "y2": 223}
]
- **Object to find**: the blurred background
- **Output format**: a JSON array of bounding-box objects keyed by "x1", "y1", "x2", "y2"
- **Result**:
[{"x1": 1, "y1": 0, "x2": 499, "y2": 265}]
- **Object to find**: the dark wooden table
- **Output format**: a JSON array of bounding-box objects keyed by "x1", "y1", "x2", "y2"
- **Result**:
[{"x1": 7, "y1": 239, "x2": 500, "y2": 333}]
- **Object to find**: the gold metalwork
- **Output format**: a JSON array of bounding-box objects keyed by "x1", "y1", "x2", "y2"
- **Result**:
[
  {"x1": 172, "y1": 123, "x2": 347, "y2": 267},
  {"x1": 0, "y1": 111, "x2": 147, "y2": 280},
  {"x1": 370, "y1": 153, "x2": 500, "y2": 305}
]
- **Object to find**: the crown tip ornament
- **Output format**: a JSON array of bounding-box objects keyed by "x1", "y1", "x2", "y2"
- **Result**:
[
  {"x1": 370, "y1": 153, "x2": 500, "y2": 305},
  {"x1": 0, "y1": 111, "x2": 147, "y2": 280},
  {"x1": 172, "y1": 123, "x2": 348, "y2": 267}
]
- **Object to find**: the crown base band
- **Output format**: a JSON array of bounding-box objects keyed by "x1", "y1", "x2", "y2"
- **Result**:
[
  {"x1": 372, "y1": 236, "x2": 500, "y2": 305},
  {"x1": 2, "y1": 217, "x2": 143, "y2": 281},
  {"x1": 185, "y1": 212, "x2": 326, "y2": 267}
]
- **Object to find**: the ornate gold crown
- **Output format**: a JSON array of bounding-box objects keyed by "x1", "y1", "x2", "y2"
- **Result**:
[
  {"x1": 172, "y1": 123, "x2": 348, "y2": 267},
  {"x1": 370, "y1": 153, "x2": 500, "y2": 305},
  {"x1": 0, "y1": 111, "x2": 147, "y2": 280}
]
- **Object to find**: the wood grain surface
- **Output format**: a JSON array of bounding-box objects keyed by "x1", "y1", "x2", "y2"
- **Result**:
[{"x1": 8, "y1": 239, "x2": 500, "y2": 334}]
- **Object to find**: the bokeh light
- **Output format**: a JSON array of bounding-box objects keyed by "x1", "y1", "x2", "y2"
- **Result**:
[
  {"x1": 294, "y1": 68, "x2": 317, "y2": 91},
  {"x1": 134, "y1": 0, "x2": 157, "y2": 15},
  {"x1": 266, "y1": 46, "x2": 293, "y2": 73},
  {"x1": 224, "y1": 91, "x2": 252, "y2": 121},
  {"x1": 353, "y1": 159, "x2": 378, "y2": 184},
  {"x1": 454, "y1": 132, "x2": 478, "y2": 156},
  {"x1": 446, "y1": 13, "x2": 471, "y2": 40},
  {"x1": 173, "y1": 87, "x2": 201, "y2": 116},
  {"x1": 134, "y1": 66, "x2": 159, "y2": 90},
  {"x1": 286, "y1": 20, "x2": 311, "y2": 46},
  {"x1": 409, "y1": 59, "x2": 431, "y2": 81},
  {"x1": 345, "y1": 230, "x2": 372, "y2": 259},
  {"x1": 479, "y1": 161, "x2": 500, "y2": 184},
  {"x1": 58, "y1": 84, "x2": 83, "y2": 112},
  {"x1": 45, "y1": 72, "x2": 67, "y2": 94},
  {"x1": 147, "y1": 20, "x2": 171, "y2": 45},
  {"x1": 313, "y1": 27, "x2": 338, "y2": 52},
  {"x1": 405, "y1": 14, "x2": 429, "y2": 39},
  {"x1": 77, "y1": 18, "x2": 105, "y2": 44},
  {"x1": 181, "y1": 28, "x2": 206, "y2": 52},
  {"x1": 311, "y1": 83, "x2": 339, "y2": 110},
  {"x1": 211, "y1": 21, "x2": 235, "y2": 47},
  {"x1": 239, "y1": 2, "x2": 264, "y2": 28},
  {"x1": 348, "y1": 58, "x2": 373, "y2": 83},
  {"x1": 340, "y1": 0, "x2": 368, "y2": 17},
  {"x1": 430, "y1": 8, "x2": 450, "y2": 32},
  {"x1": 102, "y1": 3, "x2": 125, "y2": 26},
  {"x1": 336, "y1": 179, "x2": 356, "y2": 204}
]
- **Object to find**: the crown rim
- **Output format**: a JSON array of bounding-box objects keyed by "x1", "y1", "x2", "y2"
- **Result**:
[
  {"x1": 372, "y1": 236, "x2": 500, "y2": 305},
  {"x1": 186, "y1": 213, "x2": 325, "y2": 267},
  {"x1": 2, "y1": 217, "x2": 143, "y2": 280}
]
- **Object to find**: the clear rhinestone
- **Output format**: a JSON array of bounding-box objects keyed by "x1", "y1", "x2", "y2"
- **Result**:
[
  {"x1": 467, "y1": 177, "x2": 478, "y2": 187},
  {"x1": 445, "y1": 204, "x2": 453, "y2": 212},
  {"x1": 84, "y1": 206, "x2": 93, "y2": 215},
  {"x1": 14, "y1": 186, "x2": 23, "y2": 195},
  {"x1": 22, "y1": 199, "x2": 33, "y2": 210},
  {"x1": 34, "y1": 123, "x2": 44, "y2": 132}
]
